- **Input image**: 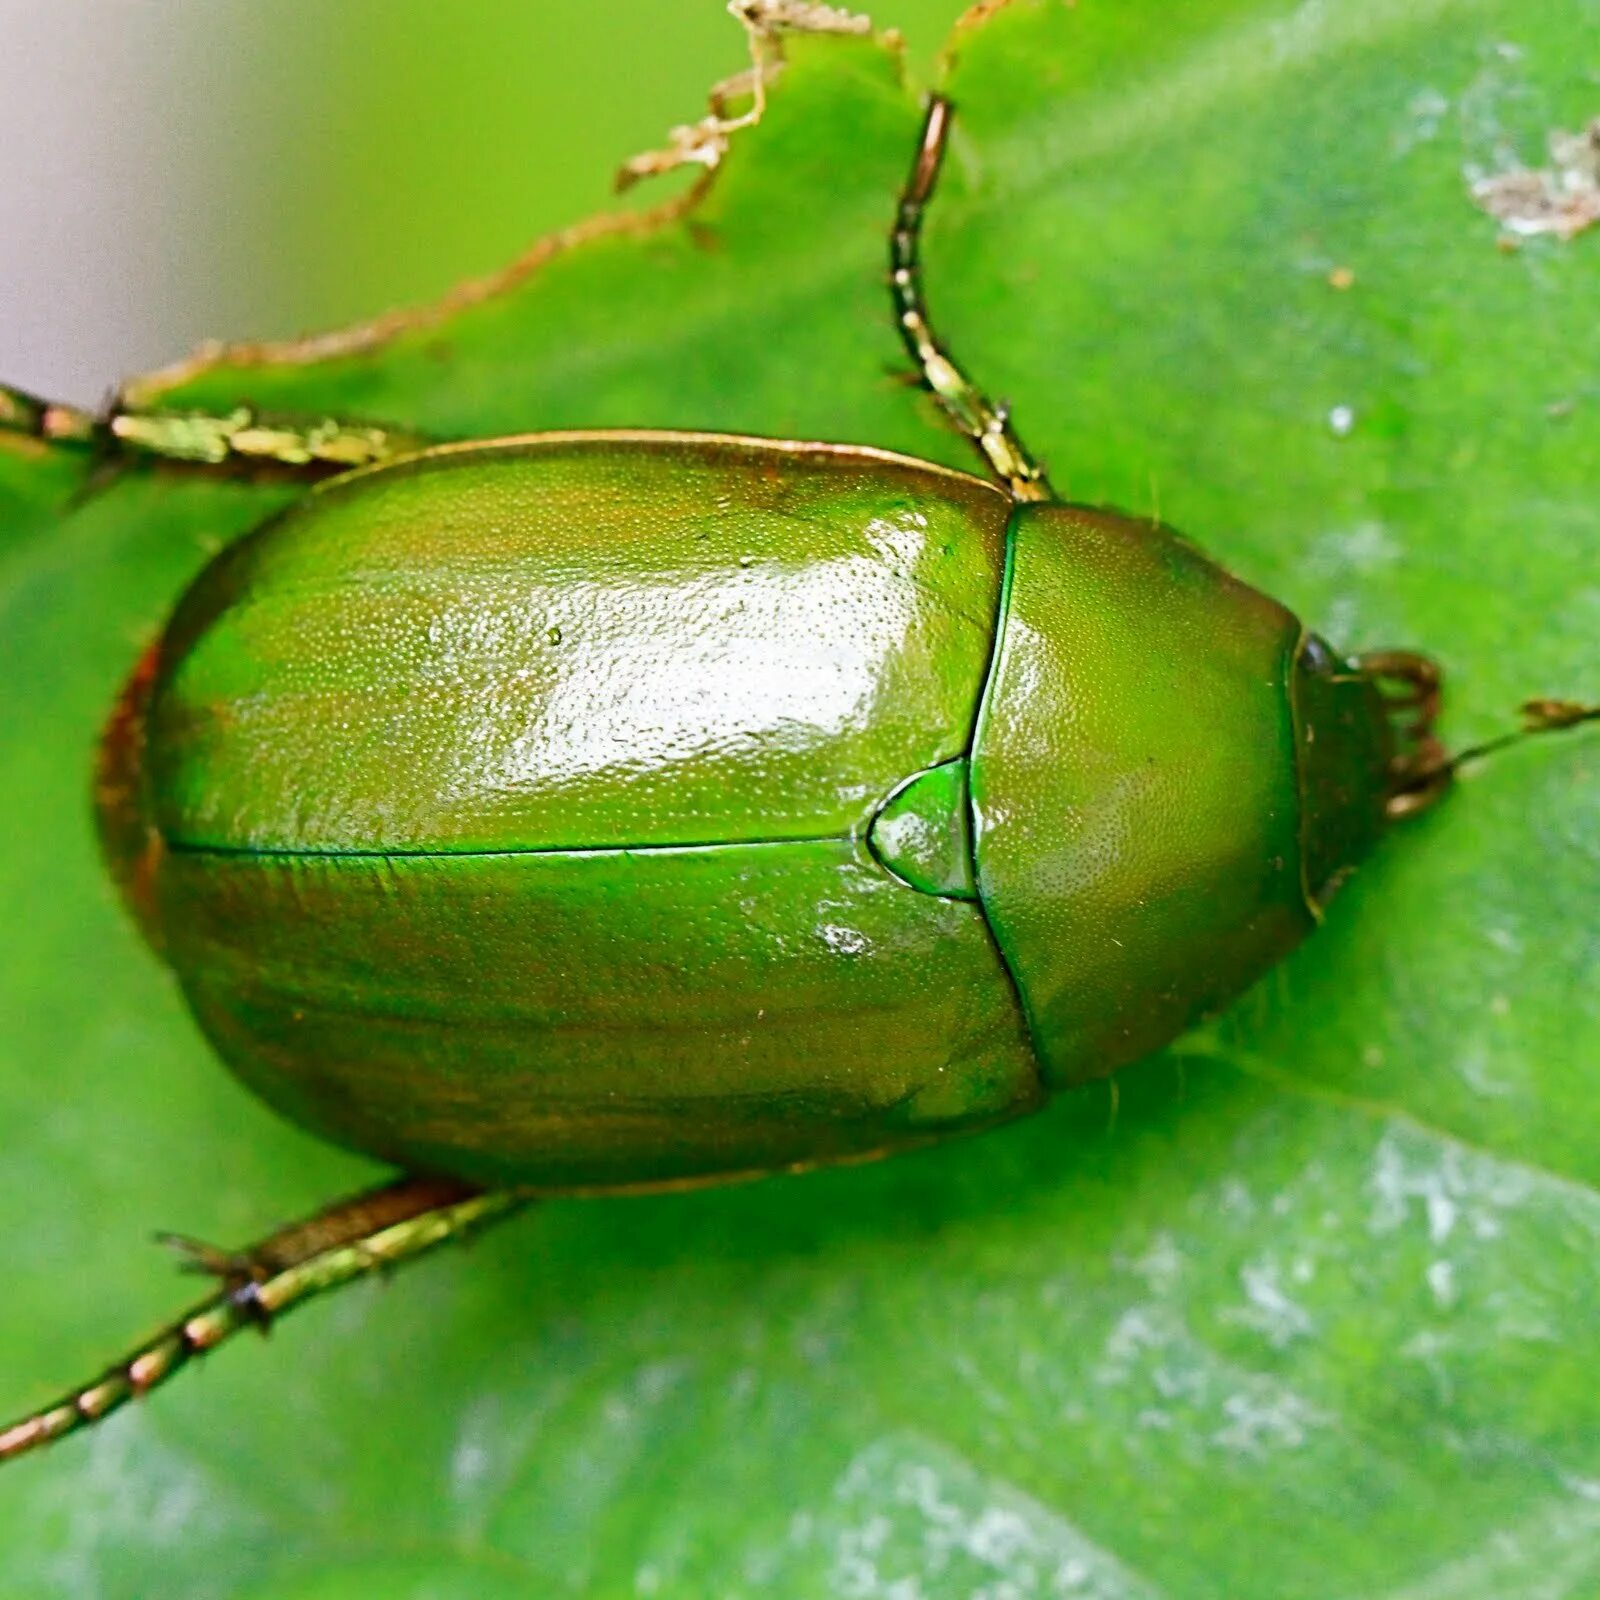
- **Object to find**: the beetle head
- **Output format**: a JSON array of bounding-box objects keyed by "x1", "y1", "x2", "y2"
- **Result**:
[{"x1": 1291, "y1": 636, "x2": 1444, "y2": 909}]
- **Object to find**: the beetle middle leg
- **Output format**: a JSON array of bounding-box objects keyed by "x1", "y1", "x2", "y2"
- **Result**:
[{"x1": 891, "y1": 97, "x2": 1053, "y2": 503}]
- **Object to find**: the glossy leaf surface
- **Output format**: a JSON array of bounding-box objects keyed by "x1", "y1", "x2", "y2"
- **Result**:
[{"x1": 2, "y1": 2, "x2": 1596, "y2": 1595}]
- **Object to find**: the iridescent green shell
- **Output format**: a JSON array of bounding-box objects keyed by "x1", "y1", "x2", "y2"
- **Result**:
[{"x1": 99, "y1": 432, "x2": 1390, "y2": 1191}]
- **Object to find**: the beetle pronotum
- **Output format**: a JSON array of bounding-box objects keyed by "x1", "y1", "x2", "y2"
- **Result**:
[{"x1": 1, "y1": 21, "x2": 1592, "y2": 1466}]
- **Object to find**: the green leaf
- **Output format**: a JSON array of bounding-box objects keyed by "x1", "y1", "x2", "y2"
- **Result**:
[{"x1": 3, "y1": 2, "x2": 1597, "y2": 1595}]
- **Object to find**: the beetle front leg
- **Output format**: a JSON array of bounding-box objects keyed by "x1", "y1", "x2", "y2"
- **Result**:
[
  {"x1": 890, "y1": 97, "x2": 1054, "y2": 503},
  {"x1": 1, "y1": 379, "x2": 430, "y2": 475},
  {"x1": 0, "y1": 1175, "x2": 530, "y2": 1464}
]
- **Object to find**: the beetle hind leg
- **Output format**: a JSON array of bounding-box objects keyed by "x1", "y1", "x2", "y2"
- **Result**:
[
  {"x1": 0, "y1": 1175, "x2": 530, "y2": 1465},
  {"x1": 891, "y1": 97, "x2": 1053, "y2": 503}
]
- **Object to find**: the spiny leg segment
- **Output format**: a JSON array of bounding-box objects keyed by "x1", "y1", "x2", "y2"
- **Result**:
[
  {"x1": 891, "y1": 96, "x2": 1053, "y2": 503},
  {"x1": 0, "y1": 379, "x2": 427, "y2": 474},
  {"x1": 0, "y1": 1176, "x2": 529, "y2": 1464}
]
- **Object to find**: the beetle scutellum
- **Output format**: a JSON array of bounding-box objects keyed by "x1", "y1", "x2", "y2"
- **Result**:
[{"x1": 0, "y1": 45, "x2": 1593, "y2": 1465}]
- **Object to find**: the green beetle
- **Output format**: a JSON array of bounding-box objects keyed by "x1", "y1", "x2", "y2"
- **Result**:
[
  {"x1": 1, "y1": 89, "x2": 1577, "y2": 1465},
  {"x1": 97, "y1": 424, "x2": 1387, "y2": 1192}
]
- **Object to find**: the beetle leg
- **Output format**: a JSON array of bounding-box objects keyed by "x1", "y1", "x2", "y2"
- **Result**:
[
  {"x1": 0, "y1": 1175, "x2": 530, "y2": 1465},
  {"x1": 104, "y1": 405, "x2": 430, "y2": 472},
  {"x1": 1, "y1": 380, "x2": 430, "y2": 477},
  {"x1": 891, "y1": 97, "x2": 1054, "y2": 503}
]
